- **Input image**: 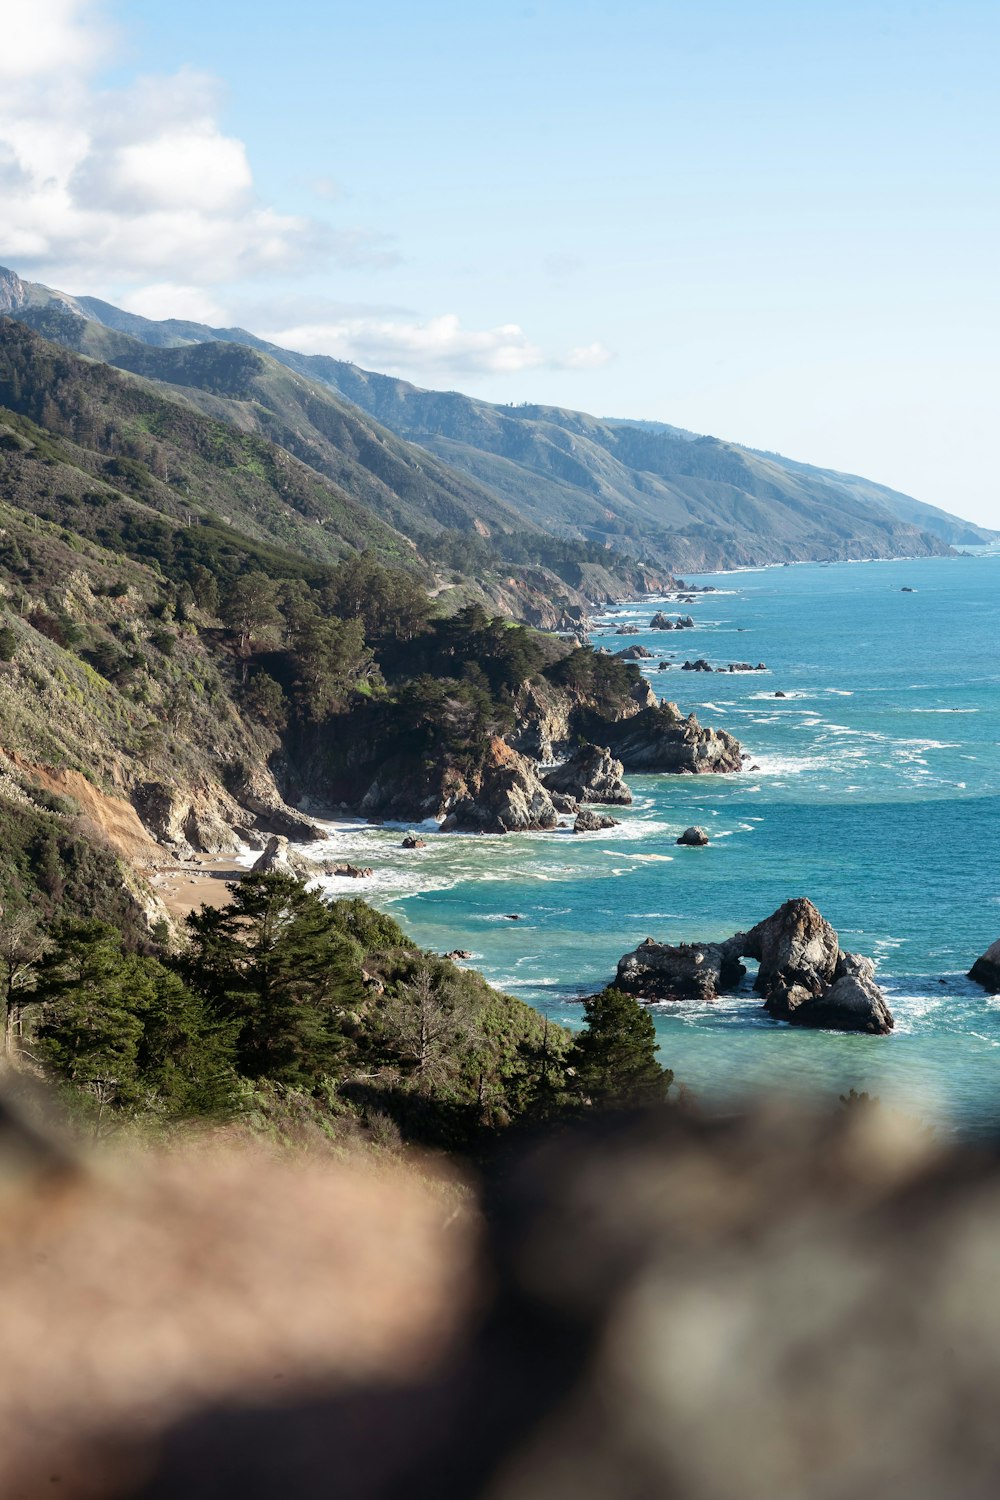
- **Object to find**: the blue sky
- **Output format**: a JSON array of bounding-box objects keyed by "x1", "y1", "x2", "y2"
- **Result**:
[{"x1": 2, "y1": 0, "x2": 998, "y2": 524}]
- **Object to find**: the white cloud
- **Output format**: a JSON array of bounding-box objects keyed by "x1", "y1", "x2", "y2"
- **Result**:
[
  {"x1": 119, "y1": 282, "x2": 229, "y2": 324},
  {"x1": 257, "y1": 312, "x2": 610, "y2": 377},
  {"x1": 0, "y1": 3, "x2": 385, "y2": 290},
  {"x1": 0, "y1": 0, "x2": 608, "y2": 384},
  {"x1": 0, "y1": 0, "x2": 111, "y2": 81}
]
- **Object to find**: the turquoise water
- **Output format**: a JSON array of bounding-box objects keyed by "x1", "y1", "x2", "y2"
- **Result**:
[{"x1": 310, "y1": 551, "x2": 1000, "y2": 1134}]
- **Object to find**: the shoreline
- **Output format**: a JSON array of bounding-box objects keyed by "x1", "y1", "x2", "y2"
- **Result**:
[{"x1": 150, "y1": 852, "x2": 254, "y2": 923}]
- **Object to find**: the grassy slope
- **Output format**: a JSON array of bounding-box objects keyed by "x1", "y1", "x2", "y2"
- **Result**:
[{"x1": 5, "y1": 271, "x2": 966, "y2": 570}]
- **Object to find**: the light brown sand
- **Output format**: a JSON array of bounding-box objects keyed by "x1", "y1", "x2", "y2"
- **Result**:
[{"x1": 149, "y1": 854, "x2": 248, "y2": 922}]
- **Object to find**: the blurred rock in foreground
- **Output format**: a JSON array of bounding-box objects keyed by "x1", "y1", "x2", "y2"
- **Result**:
[{"x1": 6, "y1": 1085, "x2": 1000, "y2": 1499}]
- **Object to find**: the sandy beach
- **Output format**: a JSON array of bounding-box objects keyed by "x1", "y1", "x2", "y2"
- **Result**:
[{"x1": 149, "y1": 853, "x2": 250, "y2": 923}]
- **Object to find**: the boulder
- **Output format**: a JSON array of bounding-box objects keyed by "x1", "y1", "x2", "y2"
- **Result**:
[
  {"x1": 251, "y1": 835, "x2": 288, "y2": 873},
  {"x1": 676, "y1": 826, "x2": 709, "y2": 847},
  {"x1": 549, "y1": 792, "x2": 579, "y2": 816},
  {"x1": 573, "y1": 809, "x2": 619, "y2": 833},
  {"x1": 969, "y1": 938, "x2": 1000, "y2": 993},
  {"x1": 596, "y1": 703, "x2": 744, "y2": 775},
  {"x1": 542, "y1": 744, "x2": 633, "y2": 806},
  {"x1": 439, "y1": 739, "x2": 559, "y2": 834},
  {"x1": 743, "y1": 897, "x2": 840, "y2": 1019},
  {"x1": 327, "y1": 864, "x2": 373, "y2": 879},
  {"x1": 401, "y1": 833, "x2": 427, "y2": 849},
  {"x1": 444, "y1": 949, "x2": 472, "y2": 960},
  {"x1": 790, "y1": 973, "x2": 895, "y2": 1034},
  {"x1": 616, "y1": 937, "x2": 746, "y2": 1002},
  {"x1": 252, "y1": 835, "x2": 318, "y2": 880}
]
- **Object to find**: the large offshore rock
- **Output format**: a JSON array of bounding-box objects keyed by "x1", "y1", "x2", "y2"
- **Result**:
[
  {"x1": 542, "y1": 744, "x2": 633, "y2": 806},
  {"x1": 743, "y1": 897, "x2": 841, "y2": 1019},
  {"x1": 615, "y1": 937, "x2": 746, "y2": 1002},
  {"x1": 969, "y1": 938, "x2": 1000, "y2": 993},
  {"x1": 597, "y1": 703, "x2": 744, "y2": 774},
  {"x1": 611, "y1": 900, "x2": 895, "y2": 1034}
]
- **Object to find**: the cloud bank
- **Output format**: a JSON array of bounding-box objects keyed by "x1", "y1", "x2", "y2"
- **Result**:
[{"x1": 0, "y1": 0, "x2": 611, "y2": 381}]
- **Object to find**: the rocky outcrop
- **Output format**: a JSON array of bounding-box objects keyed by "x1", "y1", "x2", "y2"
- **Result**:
[
  {"x1": 681, "y1": 658, "x2": 713, "y2": 672},
  {"x1": 743, "y1": 897, "x2": 841, "y2": 1019},
  {"x1": 969, "y1": 939, "x2": 1000, "y2": 993},
  {"x1": 573, "y1": 809, "x2": 619, "y2": 833},
  {"x1": 251, "y1": 834, "x2": 317, "y2": 879},
  {"x1": 616, "y1": 937, "x2": 746, "y2": 1001},
  {"x1": 676, "y1": 826, "x2": 709, "y2": 846},
  {"x1": 439, "y1": 739, "x2": 559, "y2": 834},
  {"x1": 615, "y1": 644, "x2": 653, "y2": 660},
  {"x1": 595, "y1": 703, "x2": 744, "y2": 775},
  {"x1": 542, "y1": 744, "x2": 633, "y2": 806},
  {"x1": 613, "y1": 898, "x2": 894, "y2": 1033},
  {"x1": 790, "y1": 968, "x2": 895, "y2": 1034}
]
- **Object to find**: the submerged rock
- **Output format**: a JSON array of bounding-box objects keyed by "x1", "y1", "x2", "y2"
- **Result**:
[
  {"x1": 676, "y1": 826, "x2": 710, "y2": 846},
  {"x1": 542, "y1": 744, "x2": 633, "y2": 806},
  {"x1": 970, "y1": 939, "x2": 1000, "y2": 993}
]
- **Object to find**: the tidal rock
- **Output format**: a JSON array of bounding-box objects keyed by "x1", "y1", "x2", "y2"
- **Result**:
[
  {"x1": 649, "y1": 612, "x2": 674, "y2": 629},
  {"x1": 790, "y1": 972, "x2": 895, "y2": 1034},
  {"x1": 251, "y1": 834, "x2": 288, "y2": 873},
  {"x1": 549, "y1": 791, "x2": 579, "y2": 815},
  {"x1": 401, "y1": 834, "x2": 427, "y2": 849},
  {"x1": 969, "y1": 939, "x2": 1000, "y2": 993},
  {"x1": 681, "y1": 659, "x2": 713, "y2": 672},
  {"x1": 610, "y1": 900, "x2": 894, "y2": 1034},
  {"x1": 657, "y1": 661, "x2": 671, "y2": 671},
  {"x1": 616, "y1": 937, "x2": 746, "y2": 1002},
  {"x1": 543, "y1": 744, "x2": 633, "y2": 806},
  {"x1": 597, "y1": 703, "x2": 744, "y2": 775},
  {"x1": 676, "y1": 826, "x2": 709, "y2": 846},
  {"x1": 439, "y1": 739, "x2": 559, "y2": 834},
  {"x1": 327, "y1": 863, "x2": 373, "y2": 879},
  {"x1": 614, "y1": 624, "x2": 640, "y2": 635},
  {"x1": 616, "y1": 644, "x2": 654, "y2": 660},
  {"x1": 727, "y1": 662, "x2": 767, "y2": 673},
  {"x1": 444, "y1": 949, "x2": 472, "y2": 960},
  {"x1": 775, "y1": 690, "x2": 787, "y2": 698},
  {"x1": 743, "y1": 897, "x2": 840, "y2": 1019},
  {"x1": 573, "y1": 809, "x2": 619, "y2": 833}
]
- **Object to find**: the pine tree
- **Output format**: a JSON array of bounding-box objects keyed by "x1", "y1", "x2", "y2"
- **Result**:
[
  {"x1": 570, "y1": 987, "x2": 673, "y2": 1110},
  {"x1": 183, "y1": 872, "x2": 362, "y2": 1085}
]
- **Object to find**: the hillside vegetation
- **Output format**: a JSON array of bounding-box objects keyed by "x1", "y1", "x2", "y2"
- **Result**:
[{"x1": 3, "y1": 264, "x2": 986, "y2": 568}]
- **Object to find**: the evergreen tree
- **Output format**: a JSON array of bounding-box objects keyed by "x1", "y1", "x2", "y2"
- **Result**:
[
  {"x1": 182, "y1": 872, "x2": 362, "y2": 1085},
  {"x1": 570, "y1": 987, "x2": 673, "y2": 1110},
  {"x1": 34, "y1": 919, "x2": 237, "y2": 1120}
]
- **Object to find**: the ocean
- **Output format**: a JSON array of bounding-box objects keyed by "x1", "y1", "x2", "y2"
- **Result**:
[{"x1": 305, "y1": 550, "x2": 1000, "y2": 1134}]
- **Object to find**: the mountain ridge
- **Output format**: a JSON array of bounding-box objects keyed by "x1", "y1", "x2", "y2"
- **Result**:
[{"x1": 2, "y1": 264, "x2": 991, "y2": 570}]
